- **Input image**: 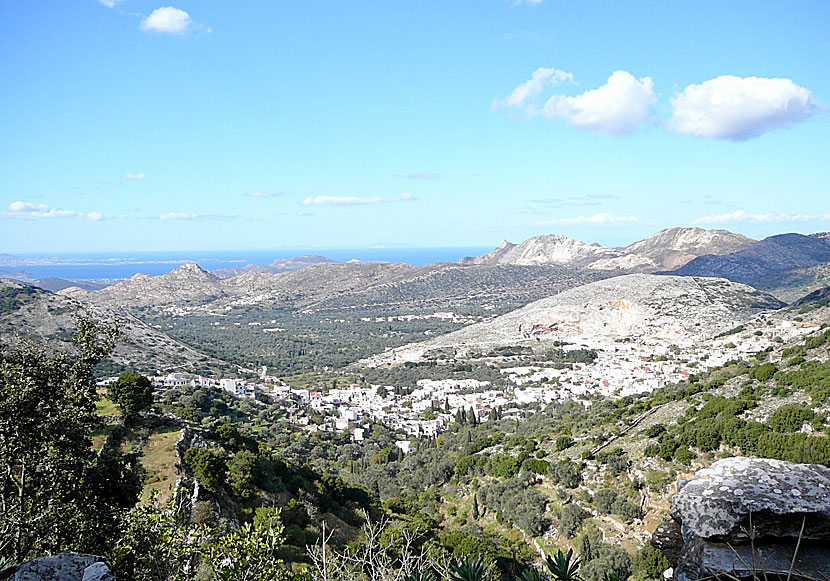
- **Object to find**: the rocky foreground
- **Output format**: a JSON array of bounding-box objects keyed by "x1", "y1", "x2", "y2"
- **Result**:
[
  {"x1": 6, "y1": 456, "x2": 829, "y2": 580},
  {"x1": 654, "y1": 457, "x2": 830, "y2": 580}
]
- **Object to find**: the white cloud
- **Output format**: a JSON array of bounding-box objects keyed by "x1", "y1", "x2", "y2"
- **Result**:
[
  {"x1": 394, "y1": 172, "x2": 441, "y2": 180},
  {"x1": 97, "y1": 0, "x2": 121, "y2": 8},
  {"x1": 2, "y1": 201, "x2": 109, "y2": 220},
  {"x1": 693, "y1": 209, "x2": 830, "y2": 225},
  {"x1": 668, "y1": 75, "x2": 821, "y2": 140},
  {"x1": 123, "y1": 172, "x2": 146, "y2": 180},
  {"x1": 542, "y1": 71, "x2": 656, "y2": 135},
  {"x1": 140, "y1": 7, "x2": 193, "y2": 34},
  {"x1": 245, "y1": 191, "x2": 282, "y2": 198},
  {"x1": 301, "y1": 193, "x2": 415, "y2": 206},
  {"x1": 159, "y1": 212, "x2": 200, "y2": 220},
  {"x1": 535, "y1": 212, "x2": 639, "y2": 226},
  {"x1": 494, "y1": 67, "x2": 573, "y2": 109}
]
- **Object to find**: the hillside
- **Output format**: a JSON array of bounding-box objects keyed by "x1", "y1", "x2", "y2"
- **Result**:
[
  {"x1": 365, "y1": 274, "x2": 785, "y2": 364},
  {"x1": 139, "y1": 305, "x2": 830, "y2": 580},
  {"x1": 461, "y1": 227, "x2": 754, "y2": 272},
  {"x1": 219, "y1": 261, "x2": 421, "y2": 307},
  {"x1": 304, "y1": 263, "x2": 608, "y2": 313},
  {"x1": 61, "y1": 263, "x2": 226, "y2": 308},
  {"x1": 0, "y1": 278, "x2": 232, "y2": 376},
  {"x1": 668, "y1": 232, "x2": 830, "y2": 294}
]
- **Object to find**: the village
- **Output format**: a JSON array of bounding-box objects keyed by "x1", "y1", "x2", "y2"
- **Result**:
[{"x1": 99, "y1": 315, "x2": 817, "y2": 451}]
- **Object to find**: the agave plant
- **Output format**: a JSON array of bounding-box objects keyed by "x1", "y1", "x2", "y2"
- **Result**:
[
  {"x1": 602, "y1": 572, "x2": 626, "y2": 581},
  {"x1": 544, "y1": 549, "x2": 582, "y2": 581},
  {"x1": 449, "y1": 557, "x2": 490, "y2": 581}
]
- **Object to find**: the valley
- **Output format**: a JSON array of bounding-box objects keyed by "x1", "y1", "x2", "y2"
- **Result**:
[{"x1": 4, "y1": 225, "x2": 830, "y2": 581}]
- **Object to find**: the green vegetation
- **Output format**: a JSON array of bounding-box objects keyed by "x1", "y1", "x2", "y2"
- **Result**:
[
  {"x1": 107, "y1": 370, "x2": 155, "y2": 424},
  {"x1": 0, "y1": 318, "x2": 143, "y2": 563},
  {"x1": 7, "y1": 301, "x2": 830, "y2": 579}
]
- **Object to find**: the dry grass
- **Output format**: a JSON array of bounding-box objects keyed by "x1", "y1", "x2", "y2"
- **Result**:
[
  {"x1": 140, "y1": 427, "x2": 181, "y2": 504},
  {"x1": 95, "y1": 387, "x2": 120, "y2": 417}
]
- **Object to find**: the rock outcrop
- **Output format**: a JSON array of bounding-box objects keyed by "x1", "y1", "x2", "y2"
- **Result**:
[
  {"x1": 654, "y1": 457, "x2": 830, "y2": 580},
  {"x1": 0, "y1": 552, "x2": 112, "y2": 580}
]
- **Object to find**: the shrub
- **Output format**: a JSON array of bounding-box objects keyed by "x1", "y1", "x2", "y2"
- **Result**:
[
  {"x1": 184, "y1": 447, "x2": 227, "y2": 490},
  {"x1": 753, "y1": 362, "x2": 778, "y2": 382},
  {"x1": 558, "y1": 503, "x2": 588, "y2": 538},
  {"x1": 768, "y1": 404, "x2": 814, "y2": 433}
]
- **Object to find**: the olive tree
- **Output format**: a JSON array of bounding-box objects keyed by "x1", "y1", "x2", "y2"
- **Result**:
[
  {"x1": 0, "y1": 317, "x2": 143, "y2": 562},
  {"x1": 107, "y1": 370, "x2": 154, "y2": 424}
]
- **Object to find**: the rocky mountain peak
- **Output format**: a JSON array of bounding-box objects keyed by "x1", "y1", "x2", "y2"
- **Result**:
[
  {"x1": 462, "y1": 227, "x2": 755, "y2": 271},
  {"x1": 169, "y1": 262, "x2": 213, "y2": 277},
  {"x1": 464, "y1": 233, "x2": 617, "y2": 268},
  {"x1": 624, "y1": 227, "x2": 756, "y2": 270}
]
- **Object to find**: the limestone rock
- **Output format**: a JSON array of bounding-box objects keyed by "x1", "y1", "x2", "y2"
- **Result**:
[
  {"x1": 650, "y1": 519, "x2": 683, "y2": 566},
  {"x1": 81, "y1": 562, "x2": 113, "y2": 581},
  {"x1": 0, "y1": 552, "x2": 112, "y2": 581},
  {"x1": 671, "y1": 457, "x2": 830, "y2": 542}
]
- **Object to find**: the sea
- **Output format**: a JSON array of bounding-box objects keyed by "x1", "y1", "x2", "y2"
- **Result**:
[{"x1": 1, "y1": 247, "x2": 492, "y2": 281}]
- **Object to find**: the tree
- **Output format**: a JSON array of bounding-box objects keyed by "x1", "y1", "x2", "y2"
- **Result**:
[
  {"x1": 555, "y1": 435, "x2": 574, "y2": 451},
  {"x1": 203, "y1": 510, "x2": 291, "y2": 581},
  {"x1": 227, "y1": 449, "x2": 258, "y2": 500},
  {"x1": 110, "y1": 491, "x2": 198, "y2": 581},
  {"x1": 631, "y1": 545, "x2": 669, "y2": 580},
  {"x1": 594, "y1": 489, "x2": 617, "y2": 514},
  {"x1": 558, "y1": 504, "x2": 588, "y2": 538},
  {"x1": 0, "y1": 317, "x2": 143, "y2": 562},
  {"x1": 580, "y1": 544, "x2": 631, "y2": 581},
  {"x1": 107, "y1": 370, "x2": 154, "y2": 424},
  {"x1": 184, "y1": 447, "x2": 227, "y2": 491}
]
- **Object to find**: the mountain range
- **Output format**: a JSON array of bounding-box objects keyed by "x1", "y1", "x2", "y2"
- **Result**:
[
  {"x1": 7, "y1": 225, "x2": 830, "y2": 374},
  {"x1": 459, "y1": 227, "x2": 755, "y2": 271}
]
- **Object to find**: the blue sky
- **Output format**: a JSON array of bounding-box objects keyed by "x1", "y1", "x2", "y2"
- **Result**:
[{"x1": 1, "y1": 1, "x2": 828, "y2": 253}]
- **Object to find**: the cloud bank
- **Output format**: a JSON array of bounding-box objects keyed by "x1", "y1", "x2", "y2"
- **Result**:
[
  {"x1": 301, "y1": 193, "x2": 415, "y2": 206},
  {"x1": 497, "y1": 69, "x2": 655, "y2": 135},
  {"x1": 493, "y1": 67, "x2": 573, "y2": 109},
  {"x1": 2, "y1": 201, "x2": 109, "y2": 220},
  {"x1": 394, "y1": 172, "x2": 441, "y2": 180},
  {"x1": 497, "y1": 69, "x2": 820, "y2": 139},
  {"x1": 542, "y1": 71, "x2": 656, "y2": 135},
  {"x1": 668, "y1": 75, "x2": 821, "y2": 140}
]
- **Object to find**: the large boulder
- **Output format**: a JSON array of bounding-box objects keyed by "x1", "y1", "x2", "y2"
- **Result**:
[
  {"x1": 0, "y1": 552, "x2": 112, "y2": 581},
  {"x1": 655, "y1": 457, "x2": 830, "y2": 581},
  {"x1": 671, "y1": 457, "x2": 830, "y2": 542}
]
